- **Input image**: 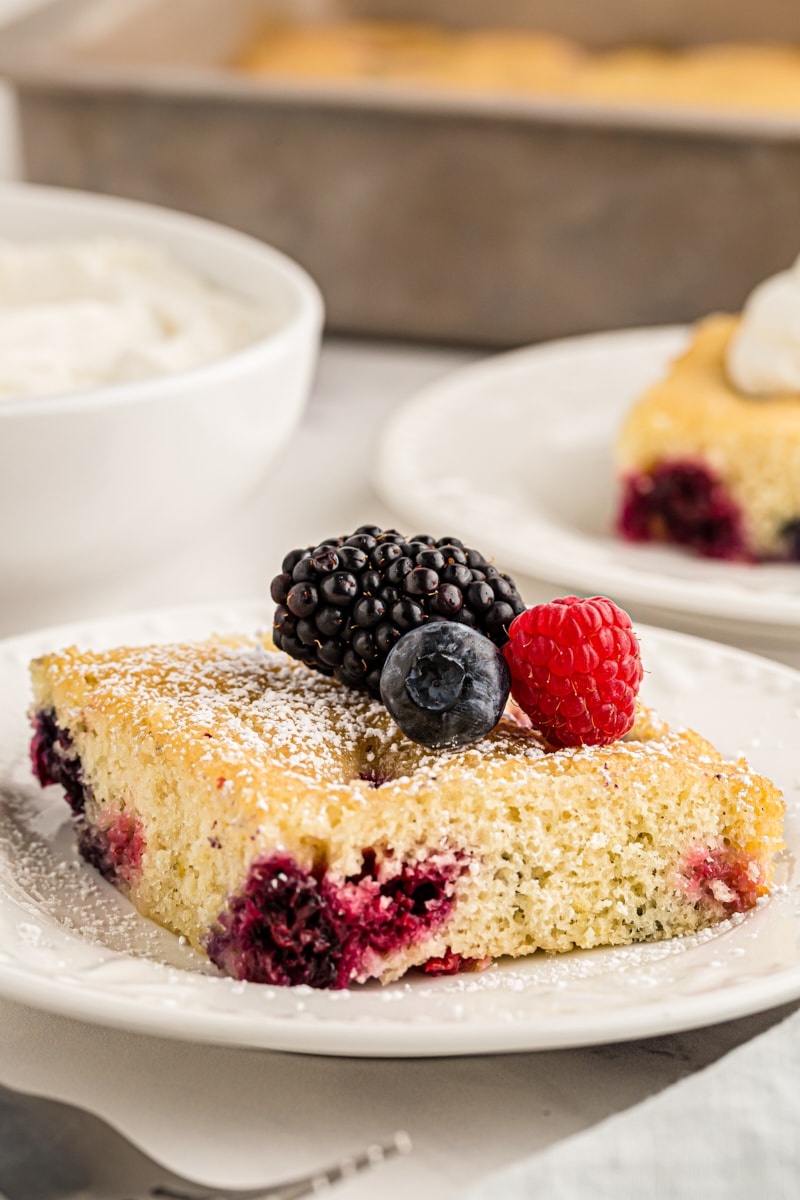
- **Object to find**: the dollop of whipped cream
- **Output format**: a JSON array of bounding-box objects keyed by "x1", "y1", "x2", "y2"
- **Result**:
[
  {"x1": 0, "y1": 236, "x2": 274, "y2": 400},
  {"x1": 726, "y1": 255, "x2": 800, "y2": 396}
]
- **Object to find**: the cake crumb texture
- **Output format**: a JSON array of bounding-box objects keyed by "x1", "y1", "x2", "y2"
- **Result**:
[{"x1": 29, "y1": 633, "x2": 784, "y2": 987}]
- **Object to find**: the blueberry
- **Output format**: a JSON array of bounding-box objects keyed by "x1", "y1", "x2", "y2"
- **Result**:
[{"x1": 380, "y1": 623, "x2": 510, "y2": 749}]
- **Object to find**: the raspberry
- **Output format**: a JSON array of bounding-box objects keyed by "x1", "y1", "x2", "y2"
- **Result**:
[{"x1": 503, "y1": 596, "x2": 643, "y2": 748}]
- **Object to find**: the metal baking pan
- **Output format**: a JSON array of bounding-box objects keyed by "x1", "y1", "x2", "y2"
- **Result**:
[
  {"x1": 343, "y1": 0, "x2": 800, "y2": 46},
  {"x1": 2, "y1": 0, "x2": 800, "y2": 346}
]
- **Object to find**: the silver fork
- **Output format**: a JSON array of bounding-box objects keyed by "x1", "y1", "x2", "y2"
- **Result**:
[{"x1": 0, "y1": 1083, "x2": 411, "y2": 1200}]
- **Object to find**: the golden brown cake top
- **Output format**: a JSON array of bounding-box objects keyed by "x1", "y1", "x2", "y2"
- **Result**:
[
  {"x1": 31, "y1": 631, "x2": 767, "y2": 804},
  {"x1": 617, "y1": 313, "x2": 800, "y2": 469},
  {"x1": 676, "y1": 314, "x2": 800, "y2": 404},
  {"x1": 30, "y1": 632, "x2": 785, "y2": 903}
]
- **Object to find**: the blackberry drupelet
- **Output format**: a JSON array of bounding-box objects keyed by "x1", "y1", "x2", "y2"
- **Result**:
[{"x1": 270, "y1": 525, "x2": 526, "y2": 696}]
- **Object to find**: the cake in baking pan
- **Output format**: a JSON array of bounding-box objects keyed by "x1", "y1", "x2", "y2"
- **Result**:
[
  {"x1": 617, "y1": 258, "x2": 800, "y2": 562},
  {"x1": 28, "y1": 532, "x2": 784, "y2": 989},
  {"x1": 237, "y1": 20, "x2": 800, "y2": 115}
]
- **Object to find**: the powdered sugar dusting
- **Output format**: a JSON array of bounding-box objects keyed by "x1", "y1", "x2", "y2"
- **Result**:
[
  {"x1": 33, "y1": 633, "x2": 757, "y2": 805},
  {"x1": 0, "y1": 602, "x2": 797, "y2": 1053},
  {"x1": 0, "y1": 787, "x2": 207, "y2": 971}
]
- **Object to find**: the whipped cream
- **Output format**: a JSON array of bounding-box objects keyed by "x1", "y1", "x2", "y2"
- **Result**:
[
  {"x1": 0, "y1": 237, "x2": 273, "y2": 400},
  {"x1": 726, "y1": 255, "x2": 800, "y2": 396}
]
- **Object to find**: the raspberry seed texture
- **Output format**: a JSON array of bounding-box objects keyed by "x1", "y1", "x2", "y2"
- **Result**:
[{"x1": 503, "y1": 596, "x2": 643, "y2": 748}]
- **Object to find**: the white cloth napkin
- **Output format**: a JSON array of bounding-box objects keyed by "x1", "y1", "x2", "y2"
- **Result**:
[{"x1": 466, "y1": 1006, "x2": 800, "y2": 1199}]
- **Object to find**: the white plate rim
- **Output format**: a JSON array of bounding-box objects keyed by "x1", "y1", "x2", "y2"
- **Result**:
[
  {"x1": 0, "y1": 599, "x2": 798, "y2": 1058},
  {"x1": 374, "y1": 326, "x2": 800, "y2": 632}
]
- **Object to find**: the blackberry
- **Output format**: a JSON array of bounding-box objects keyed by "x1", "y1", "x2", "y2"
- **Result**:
[{"x1": 270, "y1": 525, "x2": 526, "y2": 697}]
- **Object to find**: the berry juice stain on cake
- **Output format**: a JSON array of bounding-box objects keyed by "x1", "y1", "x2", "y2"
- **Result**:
[
  {"x1": 205, "y1": 849, "x2": 467, "y2": 988},
  {"x1": 30, "y1": 709, "x2": 145, "y2": 889},
  {"x1": 421, "y1": 949, "x2": 490, "y2": 976},
  {"x1": 618, "y1": 461, "x2": 749, "y2": 561},
  {"x1": 30, "y1": 709, "x2": 86, "y2": 814},
  {"x1": 679, "y1": 845, "x2": 766, "y2": 916},
  {"x1": 78, "y1": 810, "x2": 145, "y2": 889},
  {"x1": 358, "y1": 768, "x2": 391, "y2": 787}
]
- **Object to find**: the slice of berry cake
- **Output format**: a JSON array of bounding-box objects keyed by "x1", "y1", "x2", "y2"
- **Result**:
[
  {"x1": 616, "y1": 314, "x2": 800, "y2": 561},
  {"x1": 29, "y1": 632, "x2": 783, "y2": 989}
]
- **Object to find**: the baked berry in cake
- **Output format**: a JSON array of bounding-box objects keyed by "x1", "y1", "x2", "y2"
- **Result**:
[
  {"x1": 28, "y1": 619, "x2": 783, "y2": 989},
  {"x1": 616, "y1": 259, "x2": 800, "y2": 562}
]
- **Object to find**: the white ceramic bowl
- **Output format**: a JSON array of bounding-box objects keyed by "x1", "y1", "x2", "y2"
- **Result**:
[{"x1": 0, "y1": 183, "x2": 323, "y2": 599}]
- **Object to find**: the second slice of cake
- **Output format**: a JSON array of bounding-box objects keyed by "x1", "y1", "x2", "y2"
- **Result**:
[{"x1": 616, "y1": 258, "x2": 800, "y2": 563}]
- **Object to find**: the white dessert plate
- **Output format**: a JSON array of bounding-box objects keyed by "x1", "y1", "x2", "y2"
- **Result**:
[
  {"x1": 1, "y1": 600, "x2": 799, "y2": 1058},
  {"x1": 374, "y1": 327, "x2": 800, "y2": 645}
]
